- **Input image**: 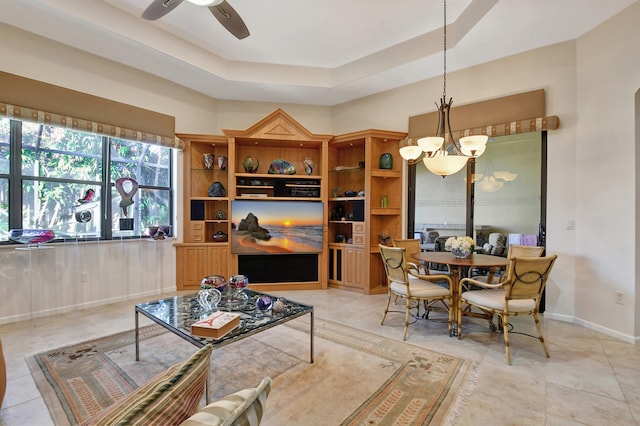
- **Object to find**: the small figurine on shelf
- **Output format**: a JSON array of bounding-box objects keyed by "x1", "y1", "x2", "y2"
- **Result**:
[
  {"x1": 217, "y1": 155, "x2": 227, "y2": 170},
  {"x1": 242, "y1": 156, "x2": 260, "y2": 173},
  {"x1": 379, "y1": 152, "x2": 393, "y2": 169},
  {"x1": 203, "y1": 153, "x2": 215, "y2": 169},
  {"x1": 304, "y1": 157, "x2": 313, "y2": 175},
  {"x1": 378, "y1": 230, "x2": 392, "y2": 246}
]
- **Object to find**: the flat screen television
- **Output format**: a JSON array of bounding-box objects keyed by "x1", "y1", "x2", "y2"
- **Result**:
[{"x1": 231, "y1": 200, "x2": 324, "y2": 255}]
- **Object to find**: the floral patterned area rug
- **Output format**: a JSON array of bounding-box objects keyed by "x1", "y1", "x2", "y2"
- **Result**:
[{"x1": 27, "y1": 318, "x2": 476, "y2": 425}]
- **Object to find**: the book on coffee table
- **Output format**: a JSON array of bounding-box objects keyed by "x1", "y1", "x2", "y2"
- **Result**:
[{"x1": 191, "y1": 312, "x2": 241, "y2": 339}]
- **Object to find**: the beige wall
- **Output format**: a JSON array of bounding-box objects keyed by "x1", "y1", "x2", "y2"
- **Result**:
[
  {"x1": 575, "y1": 3, "x2": 640, "y2": 337},
  {"x1": 1, "y1": 1, "x2": 639, "y2": 342}
]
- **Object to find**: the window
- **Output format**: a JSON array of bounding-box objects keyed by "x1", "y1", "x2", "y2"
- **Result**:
[{"x1": 0, "y1": 118, "x2": 173, "y2": 242}]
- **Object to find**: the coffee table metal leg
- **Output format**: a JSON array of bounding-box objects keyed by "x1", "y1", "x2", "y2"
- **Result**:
[
  {"x1": 135, "y1": 310, "x2": 140, "y2": 361},
  {"x1": 310, "y1": 310, "x2": 314, "y2": 363},
  {"x1": 205, "y1": 369, "x2": 210, "y2": 404}
]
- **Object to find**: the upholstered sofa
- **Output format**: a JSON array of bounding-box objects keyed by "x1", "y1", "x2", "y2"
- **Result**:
[{"x1": 80, "y1": 344, "x2": 271, "y2": 426}]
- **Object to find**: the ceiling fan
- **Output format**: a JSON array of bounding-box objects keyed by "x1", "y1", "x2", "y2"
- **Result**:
[{"x1": 142, "y1": 0, "x2": 250, "y2": 40}]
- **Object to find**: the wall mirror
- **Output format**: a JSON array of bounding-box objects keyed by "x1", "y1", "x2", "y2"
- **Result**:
[{"x1": 409, "y1": 131, "x2": 545, "y2": 249}]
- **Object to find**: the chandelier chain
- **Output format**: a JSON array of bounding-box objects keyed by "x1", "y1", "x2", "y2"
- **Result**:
[{"x1": 442, "y1": 0, "x2": 447, "y2": 101}]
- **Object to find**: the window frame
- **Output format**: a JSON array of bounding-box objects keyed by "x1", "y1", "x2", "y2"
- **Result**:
[{"x1": 0, "y1": 118, "x2": 174, "y2": 243}]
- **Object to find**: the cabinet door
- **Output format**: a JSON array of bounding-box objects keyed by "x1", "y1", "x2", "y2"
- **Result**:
[
  {"x1": 177, "y1": 246, "x2": 210, "y2": 289},
  {"x1": 207, "y1": 246, "x2": 229, "y2": 279},
  {"x1": 344, "y1": 246, "x2": 365, "y2": 288},
  {"x1": 177, "y1": 245, "x2": 229, "y2": 290}
]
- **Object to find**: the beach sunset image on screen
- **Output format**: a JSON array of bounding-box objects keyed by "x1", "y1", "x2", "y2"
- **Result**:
[{"x1": 231, "y1": 200, "x2": 324, "y2": 254}]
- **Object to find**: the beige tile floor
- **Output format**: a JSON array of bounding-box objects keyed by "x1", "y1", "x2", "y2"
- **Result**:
[{"x1": 1, "y1": 288, "x2": 639, "y2": 425}]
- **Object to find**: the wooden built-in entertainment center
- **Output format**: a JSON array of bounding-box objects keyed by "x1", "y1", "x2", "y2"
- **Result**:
[{"x1": 175, "y1": 109, "x2": 406, "y2": 294}]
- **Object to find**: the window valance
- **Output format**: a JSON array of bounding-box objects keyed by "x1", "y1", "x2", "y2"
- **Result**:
[
  {"x1": 0, "y1": 102, "x2": 183, "y2": 149},
  {"x1": 0, "y1": 71, "x2": 183, "y2": 150},
  {"x1": 408, "y1": 89, "x2": 560, "y2": 139}
]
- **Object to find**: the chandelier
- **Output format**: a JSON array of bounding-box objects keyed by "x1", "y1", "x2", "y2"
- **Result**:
[{"x1": 399, "y1": 0, "x2": 488, "y2": 177}]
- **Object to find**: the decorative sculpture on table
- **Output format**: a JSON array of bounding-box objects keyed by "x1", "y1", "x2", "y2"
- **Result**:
[
  {"x1": 115, "y1": 177, "x2": 139, "y2": 230},
  {"x1": 74, "y1": 188, "x2": 98, "y2": 223},
  {"x1": 198, "y1": 275, "x2": 225, "y2": 311}
]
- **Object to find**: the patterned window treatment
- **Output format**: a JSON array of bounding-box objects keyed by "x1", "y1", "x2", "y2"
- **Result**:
[
  {"x1": 0, "y1": 102, "x2": 184, "y2": 150},
  {"x1": 455, "y1": 115, "x2": 560, "y2": 139}
]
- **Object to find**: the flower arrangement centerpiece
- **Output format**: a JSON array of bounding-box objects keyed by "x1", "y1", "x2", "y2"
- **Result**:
[{"x1": 445, "y1": 236, "x2": 475, "y2": 258}]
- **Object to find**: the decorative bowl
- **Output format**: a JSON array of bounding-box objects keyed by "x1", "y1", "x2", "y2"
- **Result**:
[
  {"x1": 201, "y1": 275, "x2": 227, "y2": 293},
  {"x1": 9, "y1": 229, "x2": 55, "y2": 245},
  {"x1": 212, "y1": 231, "x2": 228, "y2": 242}
]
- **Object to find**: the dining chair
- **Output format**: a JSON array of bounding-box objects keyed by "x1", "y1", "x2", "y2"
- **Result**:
[
  {"x1": 392, "y1": 239, "x2": 444, "y2": 276},
  {"x1": 470, "y1": 244, "x2": 545, "y2": 284},
  {"x1": 379, "y1": 244, "x2": 453, "y2": 340},
  {"x1": 457, "y1": 254, "x2": 558, "y2": 365}
]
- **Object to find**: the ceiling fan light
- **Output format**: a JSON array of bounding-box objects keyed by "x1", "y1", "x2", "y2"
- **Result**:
[
  {"x1": 186, "y1": 0, "x2": 223, "y2": 6},
  {"x1": 423, "y1": 152, "x2": 468, "y2": 176}
]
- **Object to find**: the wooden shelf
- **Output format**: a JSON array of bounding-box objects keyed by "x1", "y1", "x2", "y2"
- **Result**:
[{"x1": 328, "y1": 129, "x2": 407, "y2": 294}]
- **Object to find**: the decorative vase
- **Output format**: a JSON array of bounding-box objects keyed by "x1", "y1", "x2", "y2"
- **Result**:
[
  {"x1": 201, "y1": 275, "x2": 227, "y2": 293},
  {"x1": 227, "y1": 275, "x2": 249, "y2": 309},
  {"x1": 242, "y1": 156, "x2": 260, "y2": 173},
  {"x1": 203, "y1": 153, "x2": 215, "y2": 169},
  {"x1": 304, "y1": 157, "x2": 313, "y2": 175},
  {"x1": 451, "y1": 247, "x2": 472, "y2": 258},
  {"x1": 217, "y1": 155, "x2": 227, "y2": 170},
  {"x1": 379, "y1": 152, "x2": 393, "y2": 169}
]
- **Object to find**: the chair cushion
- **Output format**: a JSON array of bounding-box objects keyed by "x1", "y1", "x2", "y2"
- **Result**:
[
  {"x1": 461, "y1": 289, "x2": 535, "y2": 312},
  {"x1": 180, "y1": 377, "x2": 272, "y2": 426},
  {"x1": 80, "y1": 344, "x2": 212, "y2": 426},
  {"x1": 390, "y1": 278, "x2": 450, "y2": 298}
]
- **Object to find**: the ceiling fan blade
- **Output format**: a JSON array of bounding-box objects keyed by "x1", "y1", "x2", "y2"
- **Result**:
[
  {"x1": 142, "y1": 0, "x2": 184, "y2": 21},
  {"x1": 209, "y1": 1, "x2": 250, "y2": 40}
]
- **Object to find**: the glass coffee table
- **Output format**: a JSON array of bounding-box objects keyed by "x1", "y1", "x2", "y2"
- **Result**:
[{"x1": 135, "y1": 288, "x2": 314, "y2": 364}]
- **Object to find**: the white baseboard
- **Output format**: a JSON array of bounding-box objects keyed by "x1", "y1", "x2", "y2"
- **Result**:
[
  {"x1": 0, "y1": 286, "x2": 176, "y2": 326},
  {"x1": 544, "y1": 312, "x2": 638, "y2": 344}
]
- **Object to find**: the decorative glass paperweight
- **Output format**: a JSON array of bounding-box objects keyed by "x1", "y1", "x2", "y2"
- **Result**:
[{"x1": 226, "y1": 275, "x2": 249, "y2": 309}]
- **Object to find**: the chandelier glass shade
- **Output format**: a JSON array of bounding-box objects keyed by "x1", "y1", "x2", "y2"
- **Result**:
[
  {"x1": 187, "y1": 0, "x2": 224, "y2": 6},
  {"x1": 423, "y1": 150, "x2": 469, "y2": 176}
]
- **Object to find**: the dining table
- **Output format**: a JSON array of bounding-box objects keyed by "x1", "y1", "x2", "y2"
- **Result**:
[{"x1": 409, "y1": 251, "x2": 510, "y2": 335}]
